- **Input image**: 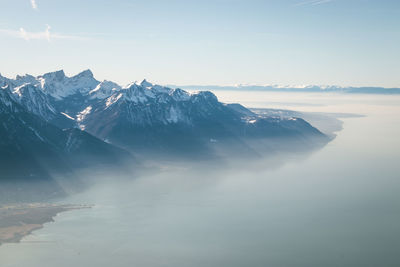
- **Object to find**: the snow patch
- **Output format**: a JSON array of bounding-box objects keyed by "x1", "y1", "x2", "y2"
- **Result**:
[
  {"x1": 77, "y1": 106, "x2": 92, "y2": 122},
  {"x1": 90, "y1": 80, "x2": 122, "y2": 99},
  {"x1": 106, "y1": 93, "x2": 123, "y2": 108},
  {"x1": 61, "y1": 112, "x2": 75, "y2": 120}
]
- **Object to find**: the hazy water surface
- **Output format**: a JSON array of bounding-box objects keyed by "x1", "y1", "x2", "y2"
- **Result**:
[{"x1": 1, "y1": 92, "x2": 399, "y2": 267}]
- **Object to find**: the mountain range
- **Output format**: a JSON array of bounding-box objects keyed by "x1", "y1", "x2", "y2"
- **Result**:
[
  {"x1": 0, "y1": 69, "x2": 329, "y2": 180},
  {"x1": 174, "y1": 84, "x2": 400, "y2": 94}
]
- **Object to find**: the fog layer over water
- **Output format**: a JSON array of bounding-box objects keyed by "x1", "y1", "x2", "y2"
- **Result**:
[{"x1": 1, "y1": 92, "x2": 400, "y2": 267}]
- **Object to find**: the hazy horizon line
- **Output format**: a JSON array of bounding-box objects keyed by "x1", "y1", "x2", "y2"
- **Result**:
[{"x1": 1, "y1": 69, "x2": 399, "y2": 91}]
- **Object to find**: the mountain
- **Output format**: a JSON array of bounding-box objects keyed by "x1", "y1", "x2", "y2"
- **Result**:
[
  {"x1": 173, "y1": 84, "x2": 400, "y2": 94},
  {"x1": 1, "y1": 70, "x2": 329, "y2": 163},
  {"x1": 0, "y1": 84, "x2": 130, "y2": 181},
  {"x1": 37, "y1": 69, "x2": 99, "y2": 99}
]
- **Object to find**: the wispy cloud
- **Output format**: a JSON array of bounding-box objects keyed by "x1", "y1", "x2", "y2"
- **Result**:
[
  {"x1": 30, "y1": 0, "x2": 38, "y2": 10},
  {"x1": 0, "y1": 25, "x2": 89, "y2": 41},
  {"x1": 294, "y1": 0, "x2": 334, "y2": 6},
  {"x1": 20, "y1": 25, "x2": 50, "y2": 41}
]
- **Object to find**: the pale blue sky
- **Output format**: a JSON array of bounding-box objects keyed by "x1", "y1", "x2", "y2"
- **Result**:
[{"x1": 0, "y1": 0, "x2": 399, "y2": 87}]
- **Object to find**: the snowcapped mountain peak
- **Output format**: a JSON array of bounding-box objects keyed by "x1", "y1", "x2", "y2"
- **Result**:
[
  {"x1": 9, "y1": 74, "x2": 39, "y2": 88},
  {"x1": 69, "y1": 70, "x2": 98, "y2": 85},
  {"x1": 169, "y1": 88, "x2": 191, "y2": 101},
  {"x1": 1, "y1": 70, "x2": 220, "y2": 126},
  {"x1": 36, "y1": 70, "x2": 99, "y2": 99},
  {"x1": 125, "y1": 82, "x2": 139, "y2": 90},
  {"x1": 0, "y1": 71, "x2": 224, "y2": 108},
  {"x1": 74, "y1": 69, "x2": 94, "y2": 79},
  {"x1": 41, "y1": 70, "x2": 66, "y2": 81},
  {"x1": 98, "y1": 80, "x2": 121, "y2": 89},
  {"x1": 190, "y1": 91, "x2": 218, "y2": 103},
  {"x1": 1, "y1": 69, "x2": 329, "y2": 166},
  {"x1": 151, "y1": 84, "x2": 171, "y2": 94},
  {"x1": 123, "y1": 82, "x2": 150, "y2": 103},
  {"x1": 140, "y1": 79, "x2": 153, "y2": 88},
  {"x1": 89, "y1": 80, "x2": 122, "y2": 99},
  {"x1": 15, "y1": 74, "x2": 36, "y2": 83}
]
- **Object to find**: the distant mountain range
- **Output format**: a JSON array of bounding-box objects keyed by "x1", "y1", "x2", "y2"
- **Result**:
[
  {"x1": 0, "y1": 70, "x2": 329, "y2": 180},
  {"x1": 173, "y1": 85, "x2": 400, "y2": 94}
]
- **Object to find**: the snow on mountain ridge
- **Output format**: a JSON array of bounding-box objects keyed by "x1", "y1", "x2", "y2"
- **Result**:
[
  {"x1": 1, "y1": 69, "x2": 222, "y2": 127},
  {"x1": 37, "y1": 69, "x2": 100, "y2": 99},
  {"x1": 123, "y1": 83, "x2": 152, "y2": 103},
  {"x1": 11, "y1": 83, "x2": 58, "y2": 120},
  {"x1": 140, "y1": 79, "x2": 153, "y2": 88},
  {"x1": 89, "y1": 80, "x2": 122, "y2": 99},
  {"x1": 15, "y1": 74, "x2": 37, "y2": 86},
  {"x1": 1, "y1": 70, "x2": 216, "y2": 104}
]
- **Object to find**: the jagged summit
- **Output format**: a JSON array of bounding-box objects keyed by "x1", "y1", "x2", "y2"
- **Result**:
[
  {"x1": 140, "y1": 79, "x2": 153, "y2": 88},
  {"x1": 35, "y1": 70, "x2": 99, "y2": 99},
  {"x1": 15, "y1": 74, "x2": 36, "y2": 82},
  {"x1": 0, "y1": 69, "x2": 223, "y2": 124},
  {"x1": 37, "y1": 69, "x2": 94, "y2": 80},
  {"x1": 1, "y1": 69, "x2": 328, "y2": 158},
  {"x1": 1, "y1": 70, "x2": 191, "y2": 101},
  {"x1": 75, "y1": 69, "x2": 94, "y2": 78},
  {"x1": 89, "y1": 80, "x2": 122, "y2": 99},
  {"x1": 41, "y1": 69, "x2": 66, "y2": 81},
  {"x1": 0, "y1": 68, "x2": 330, "y2": 180}
]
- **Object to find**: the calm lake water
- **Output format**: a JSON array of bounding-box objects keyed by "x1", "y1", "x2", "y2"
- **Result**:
[{"x1": 1, "y1": 91, "x2": 400, "y2": 267}]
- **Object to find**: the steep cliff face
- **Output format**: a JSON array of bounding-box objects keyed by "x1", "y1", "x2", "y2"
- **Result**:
[{"x1": 0, "y1": 85, "x2": 130, "y2": 180}]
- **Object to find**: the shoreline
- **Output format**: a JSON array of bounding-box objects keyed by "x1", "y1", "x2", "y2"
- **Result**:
[{"x1": 0, "y1": 203, "x2": 91, "y2": 246}]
